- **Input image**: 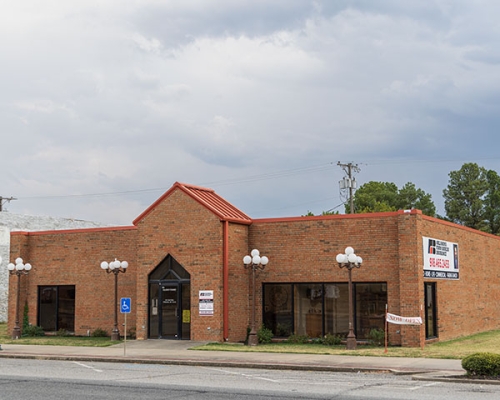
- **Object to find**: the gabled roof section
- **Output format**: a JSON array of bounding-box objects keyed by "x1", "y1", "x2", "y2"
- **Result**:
[{"x1": 133, "y1": 182, "x2": 252, "y2": 225}]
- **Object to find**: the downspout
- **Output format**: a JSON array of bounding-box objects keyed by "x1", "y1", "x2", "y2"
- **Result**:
[{"x1": 223, "y1": 220, "x2": 229, "y2": 341}]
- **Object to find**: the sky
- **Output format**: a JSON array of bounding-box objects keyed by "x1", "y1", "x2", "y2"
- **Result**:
[{"x1": 2, "y1": 0, "x2": 500, "y2": 225}]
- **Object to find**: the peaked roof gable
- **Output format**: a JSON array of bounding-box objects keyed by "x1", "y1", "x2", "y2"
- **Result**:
[{"x1": 133, "y1": 182, "x2": 252, "y2": 225}]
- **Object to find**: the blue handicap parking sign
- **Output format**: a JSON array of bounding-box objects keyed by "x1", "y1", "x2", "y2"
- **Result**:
[{"x1": 120, "y1": 297, "x2": 131, "y2": 313}]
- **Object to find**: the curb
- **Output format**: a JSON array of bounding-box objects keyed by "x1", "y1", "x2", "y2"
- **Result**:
[
  {"x1": 0, "y1": 352, "x2": 394, "y2": 373},
  {"x1": 412, "y1": 372, "x2": 500, "y2": 386},
  {"x1": 0, "y1": 352, "x2": 474, "y2": 381}
]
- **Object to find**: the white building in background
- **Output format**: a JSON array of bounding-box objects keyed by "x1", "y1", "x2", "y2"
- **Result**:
[{"x1": 0, "y1": 212, "x2": 108, "y2": 322}]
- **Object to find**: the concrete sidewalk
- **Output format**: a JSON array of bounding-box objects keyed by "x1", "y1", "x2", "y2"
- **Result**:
[{"x1": 0, "y1": 339, "x2": 465, "y2": 377}]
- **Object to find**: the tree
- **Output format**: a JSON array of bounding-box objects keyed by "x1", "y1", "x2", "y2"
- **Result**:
[
  {"x1": 349, "y1": 181, "x2": 436, "y2": 216},
  {"x1": 350, "y1": 182, "x2": 399, "y2": 213},
  {"x1": 397, "y1": 182, "x2": 436, "y2": 216},
  {"x1": 482, "y1": 169, "x2": 500, "y2": 234},
  {"x1": 443, "y1": 163, "x2": 489, "y2": 231}
]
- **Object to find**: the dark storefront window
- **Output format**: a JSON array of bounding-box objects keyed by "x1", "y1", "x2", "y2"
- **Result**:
[
  {"x1": 356, "y1": 283, "x2": 387, "y2": 338},
  {"x1": 263, "y1": 282, "x2": 386, "y2": 340},
  {"x1": 324, "y1": 284, "x2": 349, "y2": 337},
  {"x1": 425, "y1": 282, "x2": 437, "y2": 339},
  {"x1": 38, "y1": 285, "x2": 75, "y2": 332},
  {"x1": 294, "y1": 284, "x2": 323, "y2": 338},
  {"x1": 263, "y1": 284, "x2": 293, "y2": 337}
]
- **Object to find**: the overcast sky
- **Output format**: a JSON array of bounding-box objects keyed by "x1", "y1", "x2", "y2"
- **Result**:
[{"x1": 2, "y1": 0, "x2": 500, "y2": 225}]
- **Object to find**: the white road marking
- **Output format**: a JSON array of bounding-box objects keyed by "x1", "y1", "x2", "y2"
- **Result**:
[
  {"x1": 409, "y1": 382, "x2": 440, "y2": 390},
  {"x1": 73, "y1": 361, "x2": 103, "y2": 373}
]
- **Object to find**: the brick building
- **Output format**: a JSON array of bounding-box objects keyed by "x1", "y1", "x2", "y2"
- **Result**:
[{"x1": 6, "y1": 182, "x2": 500, "y2": 347}]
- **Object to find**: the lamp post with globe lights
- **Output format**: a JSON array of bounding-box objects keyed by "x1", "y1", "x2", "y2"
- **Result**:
[
  {"x1": 336, "y1": 246, "x2": 362, "y2": 350},
  {"x1": 100, "y1": 258, "x2": 128, "y2": 341},
  {"x1": 7, "y1": 257, "x2": 32, "y2": 339},
  {"x1": 243, "y1": 249, "x2": 269, "y2": 346}
]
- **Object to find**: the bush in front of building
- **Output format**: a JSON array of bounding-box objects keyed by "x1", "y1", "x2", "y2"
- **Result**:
[
  {"x1": 368, "y1": 328, "x2": 385, "y2": 347},
  {"x1": 91, "y1": 328, "x2": 109, "y2": 337},
  {"x1": 287, "y1": 334, "x2": 310, "y2": 344},
  {"x1": 257, "y1": 326, "x2": 273, "y2": 344},
  {"x1": 462, "y1": 353, "x2": 500, "y2": 377},
  {"x1": 320, "y1": 333, "x2": 342, "y2": 346},
  {"x1": 23, "y1": 325, "x2": 45, "y2": 337}
]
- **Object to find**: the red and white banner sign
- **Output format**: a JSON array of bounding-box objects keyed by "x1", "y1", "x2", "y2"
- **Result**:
[{"x1": 386, "y1": 313, "x2": 422, "y2": 325}]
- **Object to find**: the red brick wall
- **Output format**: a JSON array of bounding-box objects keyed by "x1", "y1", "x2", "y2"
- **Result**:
[
  {"x1": 8, "y1": 227, "x2": 137, "y2": 337},
  {"x1": 247, "y1": 212, "x2": 403, "y2": 344},
  {"x1": 227, "y1": 223, "x2": 251, "y2": 341},
  {"x1": 134, "y1": 189, "x2": 226, "y2": 341},
  {"x1": 418, "y1": 215, "x2": 500, "y2": 342}
]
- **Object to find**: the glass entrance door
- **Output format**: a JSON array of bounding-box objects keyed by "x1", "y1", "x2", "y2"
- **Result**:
[
  {"x1": 149, "y1": 281, "x2": 191, "y2": 339},
  {"x1": 161, "y1": 284, "x2": 179, "y2": 339}
]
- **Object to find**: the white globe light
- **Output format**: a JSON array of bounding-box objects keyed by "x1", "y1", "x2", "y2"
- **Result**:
[
  {"x1": 357, "y1": 256, "x2": 363, "y2": 264},
  {"x1": 243, "y1": 255, "x2": 252, "y2": 265},
  {"x1": 109, "y1": 261, "x2": 116, "y2": 270},
  {"x1": 345, "y1": 247, "x2": 354, "y2": 255},
  {"x1": 251, "y1": 249, "x2": 260, "y2": 257},
  {"x1": 336, "y1": 254, "x2": 346, "y2": 263},
  {"x1": 24, "y1": 263, "x2": 32, "y2": 271},
  {"x1": 121, "y1": 261, "x2": 129, "y2": 269},
  {"x1": 252, "y1": 255, "x2": 261, "y2": 265},
  {"x1": 16, "y1": 263, "x2": 24, "y2": 271},
  {"x1": 15, "y1": 257, "x2": 23, "y2": 265},
  {"x1": 260, "y1": 256, "x2": 269, "y2": 266},
  {"x1": 8, "y1": 263, "x2": 15, "y2": 271},
  {"x1": 100, "y1": 261, "x2": 109, "y2": 270},
  {"x1": 348, "y1": 253, "x2": 358, "y2": 263}
]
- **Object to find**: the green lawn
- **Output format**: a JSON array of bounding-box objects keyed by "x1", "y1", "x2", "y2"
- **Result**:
[
  {"x1": 0, "y1": 322, "x2": 119, "y2": 347},
  {"x1": 191, "y1": 330, "x2": 500, "y2": 360}
]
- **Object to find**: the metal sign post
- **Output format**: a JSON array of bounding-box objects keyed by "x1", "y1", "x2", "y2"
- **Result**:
[{"x1": 120, "y1": 298, "x2": 131, "y2": 356}]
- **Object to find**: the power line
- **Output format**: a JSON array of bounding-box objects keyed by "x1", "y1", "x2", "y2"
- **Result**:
[{"x1": 12, "y1": 156, "x2": 500, "y2": 202}]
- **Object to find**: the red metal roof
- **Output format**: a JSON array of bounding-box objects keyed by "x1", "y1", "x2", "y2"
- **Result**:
[{"x1": 133, "y1": 182, "x2": 252, "y2": 225}]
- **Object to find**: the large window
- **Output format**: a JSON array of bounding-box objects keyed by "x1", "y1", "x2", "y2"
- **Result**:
[
  {"x1": 38, "y1": 285, "x2": 75, "y2": 333},
  {"x1": 263, "y1": 284, "x2": 293, "y2": 337},
  {"x1": 263, "y1": 282, "x2": 387, "y2": 339},
  {"x1": 425, "y1": 282, "x2": 437, "y2": 339}
]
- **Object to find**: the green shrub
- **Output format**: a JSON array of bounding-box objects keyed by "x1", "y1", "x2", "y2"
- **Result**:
[
  {"x1": 91, "y1": 328, "x2": 109, "y2": 337},
  {"x1": 275, "y1": 323, "x2": 292, "y2": 337},
  {"x1": 321, "y1": 333, "x2": 342, "y2": 346},
  {"x1": 23, "y1": 325, "x2": 45, "y2": 337},
  {"x1": 257, "y1": 326, "x2": 273, "y2": 344},
  {"x1": 22, "y1": 303, "x2": 29, "y2": 334},
  {"x1": 368, "y1": 328, "x2": 385, "y2": 347},
  {"x1": 56, "y1": 328, "x2": 71, "y2": 337},
  {"x1": 287, "y1": 334, "x2": 309, "y2": 344},
  {"x1": 462, "y1": 353, "x2": 500, "y2": 377}
]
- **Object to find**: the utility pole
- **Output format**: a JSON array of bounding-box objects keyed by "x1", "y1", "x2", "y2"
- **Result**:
[
  {"x1": 337, "y1": 162, "x2": 360, "y2": 214},
  {"x1": 0, "y1": 196, "x2": 16, "y2": 212}
]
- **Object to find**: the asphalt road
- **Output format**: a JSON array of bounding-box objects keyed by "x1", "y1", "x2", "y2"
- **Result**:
[{"x1": 0, "y1": 358, "x2": 498, "y2": 400}]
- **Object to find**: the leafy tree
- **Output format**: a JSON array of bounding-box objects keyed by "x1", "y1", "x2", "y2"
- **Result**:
[
  {"x1": 350, "y1": 182, "x2": 399, "y2": 213},
  {"x1": 484, "y1": 169, "x2": 500, "y2": 234},
  {"x1": 397, "y1": 182, "x2": 436, "y2": 216},
  {"x1": 443, "y1": 163, "x2": 488, "y2": 231},
  {"x1": 302, "y1": 210, "x2": 339, "y2": 217},
  {"x1": 349, "y1": 181, "x2": 436, "y2": 216}
]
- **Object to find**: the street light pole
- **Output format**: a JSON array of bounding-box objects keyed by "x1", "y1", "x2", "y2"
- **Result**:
[
  {"x1": 100, "y1": 258, "x2": 128, "y2": 341},
  {"x1": 243, "y1": 249, "x2": 269, "y2": 346},
  {"x1": 336, "y1": 246, "x2": 362, "y2": 350},
  {"x1": 6, "y1": 258, "x2": 32, "y2": 339}
]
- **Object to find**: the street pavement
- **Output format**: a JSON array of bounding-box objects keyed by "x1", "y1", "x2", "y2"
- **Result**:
[{"x1": 0, "y1": 339, "x2": 471, "y2": 382}]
